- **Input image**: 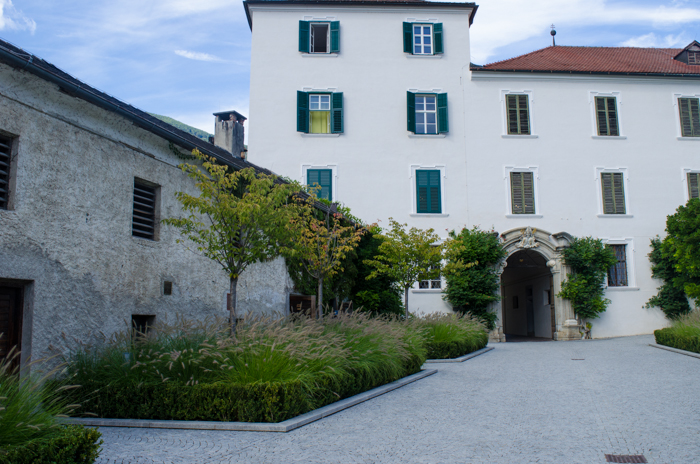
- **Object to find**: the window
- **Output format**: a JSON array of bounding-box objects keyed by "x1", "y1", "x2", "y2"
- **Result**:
[
  {"x1": 163, "y1": 281, "x2": 173, "y2": 296},
  {"x1": 601, "y1": 172, "x2": 626, "y2": 214},
  {"x1": 403, "y1": 22, "x2": 443, "y2": 55},
  {"x1": 297, "y1": 91, "x2": 343, "y2": 134},
  {"x1": 0, "y1": 134, "x2": 12, "y2": 210},
  {"x1": 510, "y1": 171, "x2": 535, "y2": 214},
  {"x1": 595, "y1": 96, "x2": 619, "y2": 136},
  {"x1": 307, "y1": 169, "x2": 332, "y2": 201},
  {"x1": 689, "y1": 51, "x2": 699, "y2": 65},
  {"x1": 132, "y1": 179, "x2": 158, "y2": 240},
  {"x1": 419, "y1": 263, "x2": 441, "y2": 289},
  {"x1": 607, "y1": 245, "x2": 628, "y2": 287},
  {"x1": 679, "y1": 97, "x2": 700, "y2": 137},
  {"x1": 131, "y1": 315, "x2": 155, "y2": 339},
  {"x1": 416, "y1": 170, "x2": 441, "y2": 214},
  {"x1": 299, "y1": 21, "x2": 339, "y2": 54},
  {"x1": 407, "y1": 92, "x2": 448, "y2": 134},
  {"x1": 688, "y1": 172, "x2": 700, "y2": 199},
  {"x1": 506, "y1": 94, "x2": 530, "y2": 135}
]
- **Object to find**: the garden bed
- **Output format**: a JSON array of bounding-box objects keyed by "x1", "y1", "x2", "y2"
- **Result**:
[{"x1": 654, "y1": 311, "x2": 700, "y2": 355}]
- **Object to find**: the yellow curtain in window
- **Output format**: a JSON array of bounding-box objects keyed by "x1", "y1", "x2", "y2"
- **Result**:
[{"x1": 310, "y1": 112, "x2": 330, "y2": 134}]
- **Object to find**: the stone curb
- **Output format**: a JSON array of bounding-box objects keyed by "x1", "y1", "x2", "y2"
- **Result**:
[
  {"x1": 649, "y1": 343, "x2": 700, "y2": 360},
  {"x1": 424, "y1": 346, "x2": 494, "y2": 363},
  {"x1": 68, "y1": 368, "x2": 438, "y2": 433}
]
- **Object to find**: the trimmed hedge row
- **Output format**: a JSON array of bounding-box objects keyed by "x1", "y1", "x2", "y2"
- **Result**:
[
  {"x1": 425, "y1": 332, "x2": 488, "y2": 360},
  {"x1": 0, "y1": 425, "x2": 102, "y2": 464},
  {"x1": 76, "y1": 353, "x2": 424, "y2": 423},
  {"x1": 654, "y1": 327, "x2": 700, "y2": 354}
]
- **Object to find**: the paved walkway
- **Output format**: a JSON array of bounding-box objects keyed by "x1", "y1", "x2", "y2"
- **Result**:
[{"x1": 95, "y1": 335, "x2": 700, "y2": 464}]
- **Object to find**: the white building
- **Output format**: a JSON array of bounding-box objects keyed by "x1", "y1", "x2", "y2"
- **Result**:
[{"x1": 244, "y1": 0, "x2": 700, "y2": 340}]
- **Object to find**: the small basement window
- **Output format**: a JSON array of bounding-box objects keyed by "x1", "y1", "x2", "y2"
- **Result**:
[
  {"x1": 131, "y1": 314, "x2": 155, "y2": 338},
  {"x1": 132, "y1": 179, "x2": 159, "y2": 240},
  {"x1": 0, "y1": 134, "x2": 13, "y2": 210},
  {"x1": 163, "y1": 281, "x2": 173, "y2": 296}
]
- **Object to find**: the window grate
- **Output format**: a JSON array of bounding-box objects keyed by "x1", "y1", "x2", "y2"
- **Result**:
[
  {"x1": 0, "y1": 135, "x2": 12, "y2": 210},
  {"x1": 607, "y1": 244, "x2": 628, "y2": 287},
  {"x1": 132, "y1": 181, "x2": 157, "y2": 240},
  {"x1": 605, "y1": 455, "x2": 647, "y2": 463}
]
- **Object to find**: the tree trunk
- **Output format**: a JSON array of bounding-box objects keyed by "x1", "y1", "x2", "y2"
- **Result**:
[
  {"x1": 229, "y1": 276, "x2": 238, "y2": 333},
  {"x1": 318, "y1": 275, "x2": 324, "y2": 319},
  {"x1": 404, "y1": 285, "x2": 410, "y2": 319}
]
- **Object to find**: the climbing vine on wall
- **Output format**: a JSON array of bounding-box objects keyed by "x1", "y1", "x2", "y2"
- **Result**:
[
  {"x1": 644, "y1": 237, "x2": 691, "y2": 319},
  {"x1": 557, "y1": 237, "x2": 617, "y2": 320}
]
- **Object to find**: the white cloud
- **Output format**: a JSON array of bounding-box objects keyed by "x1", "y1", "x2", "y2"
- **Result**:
[
  {"x1": 620, "y1": 32, "x2": 688, "y2": 48},
  {"x1": 0, "y1": 0, "x2": 36, "y2": 34},
  {"x1": 175, "y1": 49, "x2": 225, "y2": 62},
  {"x1": 471, "y1": 0, "x2": 700, "y2": 64}
]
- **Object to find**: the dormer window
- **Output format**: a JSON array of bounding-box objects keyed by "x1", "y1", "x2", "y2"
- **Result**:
[
  {"x1": 674, "y1": 41, "x2": 700, "y2": 65},
  {"x1": 689, "y1": 51, "x2": 699, "y2": 65}
]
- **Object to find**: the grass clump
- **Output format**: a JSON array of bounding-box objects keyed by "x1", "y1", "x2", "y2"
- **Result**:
[
  {"x1": 413, "y1": 313, "x2": 488, "y2": 359},
  {"x1": 0, "y1": 347, "x2": 102, "y2": 463},
  {"x1": 655, "y1": 310, "x2": 700, "y2": 354}
]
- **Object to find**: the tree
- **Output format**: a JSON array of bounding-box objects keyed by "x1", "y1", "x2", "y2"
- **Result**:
[
  {"x1": 644, "y1": 236, "x2": 691, "y2": 319},
  {"x1": 664, "y1": 198, "x2": 700, "y2": 302},
  {"x1": 163, "y1": 150, "x2": 299, "y2": 332},
  {"x1": 557, "y1": 237, "x2": 617, "y2": 320},
  {"x1": 364, "y1": 219, "x2": 443, "y2": 318},
  {"x1": 442, "y1": 227, "x2": 505, "y2": 329},
  {"x1": 286, "y1": 196, "x2": 363, "y2": 319}
]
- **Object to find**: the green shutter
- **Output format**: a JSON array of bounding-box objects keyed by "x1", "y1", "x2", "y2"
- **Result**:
[
  {"x1": 331, "y1": 92, "x2": 343, "y2": 134},
  {"x1": 307, "y1": 169, "x2": 332, "y2": 201},
  {"x1": 403, "y1": 22, "x2": 413, "y2": 54},
  {"x1": 437, "y1": 93, "x2": 448, "y2": 133},
  {"x1": 433, "y1": 23, "x2": 443, "y2": 54},
  {"x1": 688, "y1": 173, "x2": 700, "y2": 199},
  {"x1": 510, "y1": 172, "x2": 535, "y2": 214},
  {"x1": 596, "y1": 97, "x2": 619, "y2": 136},
  {"x1": 601, "y1": 172, "x2": 626, "y2": 214},
  {"x1": 330, "y1": 21, "x2": 340, "y2": 53},
  {"x1": 407, "y1": 91, "x2": 416, "y2": 133},
  {"x1": 679, "y1": 98, "x2": 700, "y2": 137},
  {"x1": 506, "y1": 94, "x2": 530, "y2": 135},
  {"x1": 416, "y1": 170, "x2": 441, "y2": 213},
  {"x1": 297, "y1": 91, "x2": 309, "y2": 133},
  {"x1": 299, "y1": 21, "x2": 310, "y2": 53}
]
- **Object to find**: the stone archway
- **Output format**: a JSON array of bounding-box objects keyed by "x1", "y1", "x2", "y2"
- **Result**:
[{"x1": 489, "y1": 227, "x2": 581, "y2": 342}]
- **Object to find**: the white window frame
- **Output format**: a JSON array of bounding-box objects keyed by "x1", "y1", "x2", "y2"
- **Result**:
[
  {"x1": 301, "y1": 164, "x2": 338, "y2": 202},
  {"x1": 412, "y1": 23, "x2": 433, "y2": 55},
  {"x1": 415, "y1": 94, "x2": 438, "y2": 135},
  {"x1": 500, "y1": 90, "x2": 537, "y2": 138},
  {"x1": 504, "y1": 166, "x2": 541, "y2": 218},
  {"x1": 589, "y1": 91, "x2": 626, "y2": 139},
  {"x1": 600, "y1": 238, "x2": 637, "y2": 290},
  {"x1": 412, "y1": 240, "x2": 446, "y2": 293},
  {"x1": 308, "y1": 93, "x2": 331, "y2": 134},
  {"x1": 309, "y1": 22, "x2": 331, "y2": 54},
  {"x1": 673, "y1": 92, "x2": 700, "y2": 140},
  {"x1": 409, "y1": 164, "x2": 447, "y2": 217},
  {"x1": 595, "y1": 167, "x2": 632, "y2": 217},
  {"x1": 681, "y1": 168, "x2": 700, "y2": 202}
]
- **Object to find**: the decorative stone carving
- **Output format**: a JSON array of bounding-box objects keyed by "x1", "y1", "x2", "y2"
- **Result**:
[{"x1": 516, "y1": 226, "x2": 539, "y2": 249}]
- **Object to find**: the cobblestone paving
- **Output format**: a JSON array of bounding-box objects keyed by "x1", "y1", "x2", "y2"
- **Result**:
[{"x1": 96, "y1": 335, "x2": 700, "y2": 464}]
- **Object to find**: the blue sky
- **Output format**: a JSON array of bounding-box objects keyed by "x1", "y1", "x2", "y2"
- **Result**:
[{"x1": 1, "y1": 0, "x2": 699, "y2": 135}]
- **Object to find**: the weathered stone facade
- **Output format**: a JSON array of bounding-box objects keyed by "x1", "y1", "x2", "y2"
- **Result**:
[{"x1": 0, "y1": 62, "x2": 293, "y2": 366}]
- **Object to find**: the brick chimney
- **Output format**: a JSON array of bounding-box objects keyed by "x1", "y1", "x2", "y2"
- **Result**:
[{"x1": 213, "y1": 110, "x2": 246, "y2": 159}]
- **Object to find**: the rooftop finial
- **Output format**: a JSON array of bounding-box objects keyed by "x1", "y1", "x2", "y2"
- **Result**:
[{"x1": 550, "y1": 24, "x2": 557, "y2": 47}]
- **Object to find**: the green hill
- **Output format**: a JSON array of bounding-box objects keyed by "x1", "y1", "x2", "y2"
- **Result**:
[{"x1": 149, "y1": 113, "x2": 213, "y2": 141}]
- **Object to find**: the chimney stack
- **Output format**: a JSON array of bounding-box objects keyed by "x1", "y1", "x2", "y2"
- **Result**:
[{"x1": 213, "y1": 110, "x2": 247, "y2": 159}]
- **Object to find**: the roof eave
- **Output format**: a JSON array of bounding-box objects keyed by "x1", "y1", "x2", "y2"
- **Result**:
[{"x1": 470, "y1": 67, "x2": 700, "y2": 79}]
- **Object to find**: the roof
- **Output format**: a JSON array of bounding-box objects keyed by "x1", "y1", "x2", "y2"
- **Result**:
[
  {"x1": 472, "y1": 44, "x2": 700, "y2": 78},
  {"x1": 243, "y1": 0, "x2": 478, "y2": 29}
]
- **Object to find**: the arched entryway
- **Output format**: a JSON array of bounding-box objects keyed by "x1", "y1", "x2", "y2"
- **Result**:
[{"x1": 501, "y1": 249, "x2": 553, "y2": 340}]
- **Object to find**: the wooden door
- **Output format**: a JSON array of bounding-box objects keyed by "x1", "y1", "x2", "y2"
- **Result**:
[{"x1": 0, "y1": 287, "x2": 23, "y2": 359}]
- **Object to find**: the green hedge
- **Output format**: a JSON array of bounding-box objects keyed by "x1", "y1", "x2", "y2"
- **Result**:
[
  {"x1": 76, "y1": 355, "x2": 423, "y2": 423},
  {"x1": 426, "y1": 332, "x2": 488, "y2": 359},
  {"x1": 654, "y1": 327, "x2": 700, "y2": 354},
  {"x1": 0, "y1": 425, "x2": 102, "y2": 464}
]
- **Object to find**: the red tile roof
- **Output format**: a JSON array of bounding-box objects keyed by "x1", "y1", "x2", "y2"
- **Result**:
[{"x1": 473, "y1": 45, "x2": 700, "y2": 76}]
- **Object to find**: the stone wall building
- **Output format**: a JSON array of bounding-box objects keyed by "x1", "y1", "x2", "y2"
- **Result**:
[{"x1": 0, "y1": 39, "x2": 294, "y2": 365}]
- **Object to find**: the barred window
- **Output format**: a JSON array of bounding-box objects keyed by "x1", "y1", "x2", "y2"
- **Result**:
[
  {"x1": 607, "y1": 245, "x2": 628, "y2": 287},
  {"x1": 0, "y1": 135, "x2": 13, "y2": 210},
  {"x1": 132, "y1": 179, "x2": 159, "y2": 240},
  {"x1": 419, "y1": 263, "x2": 441, "y2": 289}
]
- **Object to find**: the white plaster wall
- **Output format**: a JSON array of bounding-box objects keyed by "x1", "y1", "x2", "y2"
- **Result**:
[
  {"x1": 247, "y1": 4, "x2": 474, "y2": 316},
  {"x1": 0, "y1": 63, "x2": 292, "y2": 361},
  {"x1": 466, "y1": 72, "x2": 699, "y2": 338}
]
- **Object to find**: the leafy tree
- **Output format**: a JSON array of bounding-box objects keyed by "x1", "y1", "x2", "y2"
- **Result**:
[
  {"x1": 644, "y1": 237, "x2": 691, "y2": 319},
  {"x1": 286, "y1": 196, "x2": 363, "y2": 319},
  {"x1": 163, "y1": 150, "x2": 299, "y2": 332},
  {"x1": 558, "y1": 237, "x2": 617, "y2": 320},
  {"x1": 442, "y1": 227, "x2": 505, "y2": 330},
  {"x1": 664, "y1": 199, "x2": 700, "y2": 302},
  {"x1": 364, "y1": 219, "x2": 443, "y2": 318}
]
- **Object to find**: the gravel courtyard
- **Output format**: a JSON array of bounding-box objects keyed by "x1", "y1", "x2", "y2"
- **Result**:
[{"x1": 95, "y1": 335, "x2": 700, "y2": 464}]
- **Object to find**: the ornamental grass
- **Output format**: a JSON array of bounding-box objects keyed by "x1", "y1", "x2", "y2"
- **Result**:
[
  {"x1": 655, "y1": 310, "x2": 700, "y2": 354},
  {"x1": 412, "y1": 313, "x2": 489, "y2": 359}
]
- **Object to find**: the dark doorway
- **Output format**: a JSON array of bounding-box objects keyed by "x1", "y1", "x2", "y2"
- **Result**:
[
  {"x1": 501, "y1": 250, "x2": 554, "y2": 341},
  {"x1": 0, "y1": 286, "x2": 23, "y2": 359}
]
